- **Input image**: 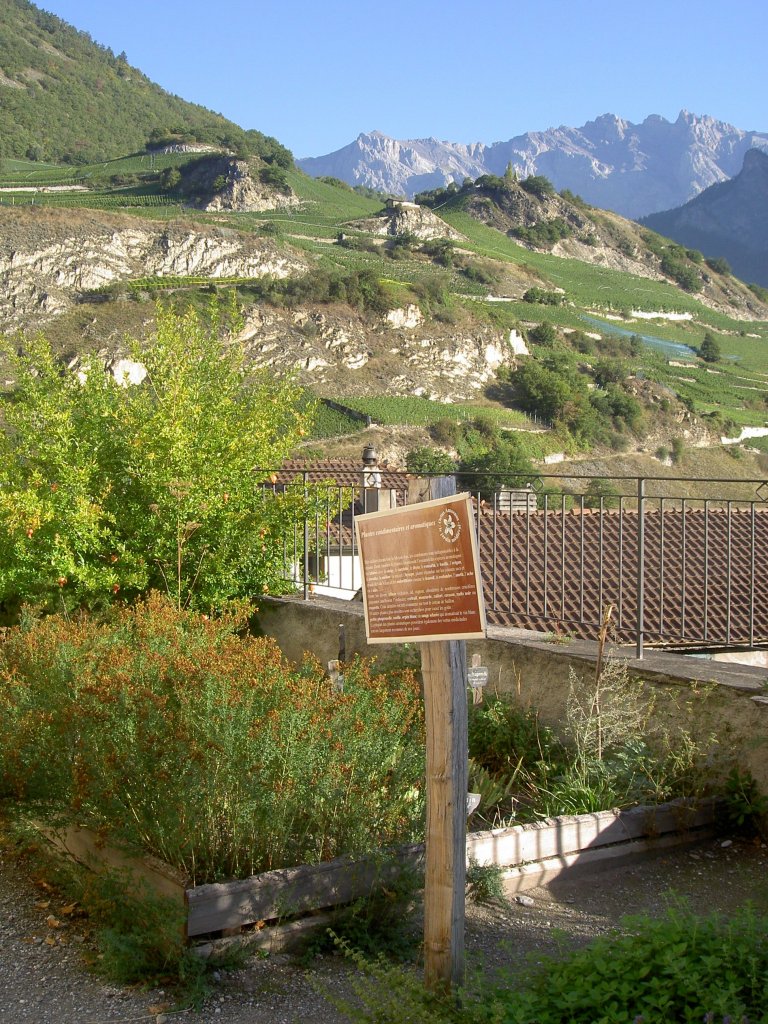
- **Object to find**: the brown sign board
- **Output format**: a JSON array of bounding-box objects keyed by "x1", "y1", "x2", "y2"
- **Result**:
[{"x1": 355, "y1": 493, "x2": 486, "y2": 643}]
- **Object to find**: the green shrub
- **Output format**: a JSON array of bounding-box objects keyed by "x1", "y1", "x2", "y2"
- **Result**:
[
  {"x1": 258, "y1": 164, "x2": 289, "y2": 192},
  {"x1": 522, "y1": 287, "x2": 565, "y2": 305},
  {"x1": 527, "y1": 322, "x2": 559, "y2": 347},
  {"x1": 582, "y1": 478, "x2": 621, "y2": 509},
  {"x1": 325, "y1": 905, "x2": 768, "y2": 1024},
  {"x1": 705, "y1": 255, "x2": 731, "y2": 275},
  {"x1": 723, "y1": 767, "x2": 768, "y2": 838},
  {"x1": 468, "y1": 696, "x2": 561, "y2": 778},
  {"x1": 421, "y1": 238, "x2": 455, "y2": 267},
  {"x1": 304, "y1": 861, "x2": 424, "y2": 961},
  {"x1": 520, "y1": 174, "x2": 555, "y2": 199},
  {"x1": 481, "y1": 904, "x2": 768, "y2": 1024},
  {"x1": 430, "y1": 418, "x2": 462, "y2": 447},
  {"x1": 405, "y1": 447, "x2": 456, "y2": 475},
  {"x1": 465, "y1": 860, "x2": 509, "y2": 907},
  {"x1": 513, "y1": 218, "x2": 573, "y2": 247},
  {"x1": 0, "y1": 596, "x2": 426, "y2": 883}
]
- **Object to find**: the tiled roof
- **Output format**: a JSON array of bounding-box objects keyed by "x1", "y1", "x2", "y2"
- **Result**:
[
  {"x1": 313, "y1": 504, "x2": 768, "y2": 649},
  {"x1": 477, "y1": 507, "x2": 768, "y2": 649},
  {"x1": 264, "y1": 459, "x2": 408, "y2": 492}
]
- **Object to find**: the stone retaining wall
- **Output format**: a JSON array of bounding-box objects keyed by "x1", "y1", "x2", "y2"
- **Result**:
[{"x1": 259, "y1": 595, "x2": 768, "y2": 791}]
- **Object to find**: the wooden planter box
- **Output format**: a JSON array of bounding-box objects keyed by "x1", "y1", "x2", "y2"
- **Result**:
[{"x1": 38, "y1": 797, "x2": 722, "y2": 947}]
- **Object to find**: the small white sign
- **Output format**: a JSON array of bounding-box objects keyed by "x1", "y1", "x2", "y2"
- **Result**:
[{"x1": 467, "y1": 666, "x2": 489, "y2": 688}]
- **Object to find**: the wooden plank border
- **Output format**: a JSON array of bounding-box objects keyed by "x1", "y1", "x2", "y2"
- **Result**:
[
  {"x1": 186, "y1": 844, "x2": 425, "y2": 938},
  {"x1": 34, "y1": 798, "x2": 722, "y2": 941},
  {"x1": 187, "y1": 797, "x2": 720, "y2": 938}
]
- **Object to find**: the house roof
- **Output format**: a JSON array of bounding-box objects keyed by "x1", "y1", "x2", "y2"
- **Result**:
[
  {"x1": 313, "y1": 501, "x2": 768, "y2": 650},
  {"x1": 264, "y1": 459, "x2": 408, "y2": 492},
  {"x1": 476, "y1": 507, "x2": 768, "y2": 649}
]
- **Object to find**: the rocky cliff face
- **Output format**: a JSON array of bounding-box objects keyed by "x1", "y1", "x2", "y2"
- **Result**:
[
  {"x1": 238, "y1": 304, "x2": 515, "y2": 401},
  {"x1": 0, "y1": 207, "x2": 518, "y2": 400},
  {"x1": 350, "y1": 200, "x2": 463, "y2": 240},
  {"x1": 641, "y1": 149, "x2": 768, "y2": 287},
  {"x1": 0, "y1": 207, "x2": 306, "y2": 326},
  {"x1": 182, "y1": 157, "x2": 300, "y2": 213},
  {"x1": 298, "y1": 112, "x2": 768, "y2": 220}
]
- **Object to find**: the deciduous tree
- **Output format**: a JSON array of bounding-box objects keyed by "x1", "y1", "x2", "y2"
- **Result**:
[{"x1": 0, "y1": 303, "x2": 314, "y2": 614}]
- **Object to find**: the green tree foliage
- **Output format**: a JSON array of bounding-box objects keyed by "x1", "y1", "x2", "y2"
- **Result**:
[
  {"x1": 258, "y1": 165, "x2": 290, "y2": 192},
  {"x1": 520, "y1": 174, "x2": 556, "y2": 199},
  {"x1": 420, "y1": 238, "x2": 455, "y2": 267},
  {"x1": 559, "y1": 188, "x2": 590, "y2": 209},
  {"x1": 527, "y1": 322, "x2": 559, "y2": 347},
  {"x1": 582, "y1": 478, "x2": 621, "y2": 509},
  {"x1": 591, "y1": 358, "x2": 627, "y2": 387},
  {"x1": 158, "y1": 167, "x2": 181, "y2": 191},
  {"x1": 699, "y1": 332, "x2": 722, "y2": 363},
  {"x1": 522, "y1": 287, "x2": 565, "y2": 305},
  {"x1": 404, "y1": 447, "x2": 455, "y2": 475},
  {"x1": 589, "y1": 386, "x2": 643, "y2": 431},
  {"x1": 458, "y1": 435, "x2": 535, "y2": 498},
  {"x1": 512, "y1": 217, "x2": 574, "y2": 247},
  {"x1": 242, "y1": 267, "x2": 394, "y2": 315},
  {"x1": 414, "y1": 181, "x2": 461, "y2": 207},
  {"x1": 705, "y1": 255, "x2": 732, "y2": 275},
  {"x1": 243, "y1": 129, "x2": 294, "y2": 169},
  {"x1": 0, "y1": 303, "x2": 313, "y2": 613},
  {"x1": 497, "y1": 352, "x2": 642, "y2": 444},
  {"x1": 660, "y1": 253, "x2": 702, "y2": 292}
]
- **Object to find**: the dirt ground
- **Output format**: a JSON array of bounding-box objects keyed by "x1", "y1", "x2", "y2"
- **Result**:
[{"x1": 1, "y1": 832, "x2": 766, "y2": 1023}]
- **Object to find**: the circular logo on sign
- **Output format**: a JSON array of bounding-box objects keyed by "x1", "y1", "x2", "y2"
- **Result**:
[{"x1": 437, "y1": 508, "x2": 461, "y2": 544}]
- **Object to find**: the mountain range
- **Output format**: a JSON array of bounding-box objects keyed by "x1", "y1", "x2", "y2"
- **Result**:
[
  {"x1": 642, "y1": 148, "x2": 768, "y2": 288},
  {"x1": 298, "y1": 112, "x2": 768, "y2": 221}
]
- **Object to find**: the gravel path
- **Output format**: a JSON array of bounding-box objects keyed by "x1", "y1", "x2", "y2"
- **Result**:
[{"x1": 1, "y1": 833, "x2": 767, "y2": 1024}]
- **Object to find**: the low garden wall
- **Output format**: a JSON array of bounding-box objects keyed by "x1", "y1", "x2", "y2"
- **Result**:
[{"x1": 259, "y1": 595, "x2": 768, "y2": 792}]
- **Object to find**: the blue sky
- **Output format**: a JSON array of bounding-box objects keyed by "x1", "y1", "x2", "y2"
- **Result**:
[{"x1": 40, "y1": 0, "x2": 768, "y2": 158}]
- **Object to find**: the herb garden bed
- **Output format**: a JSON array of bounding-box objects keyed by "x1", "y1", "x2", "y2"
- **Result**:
[{"x1": 37, "y1": 797, "x2": 722, "y2": 951}]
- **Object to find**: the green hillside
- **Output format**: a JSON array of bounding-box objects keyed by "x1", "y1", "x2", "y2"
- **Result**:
[
  {"x1": 1, "y1": 0, "x2": 767, "y2": 465},
  {"x1": 0, "y1": 0, "x2": 288, "y2": 165}
]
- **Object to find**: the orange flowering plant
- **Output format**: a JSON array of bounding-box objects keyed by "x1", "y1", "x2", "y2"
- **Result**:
[
  {"x1": 0, "y1": 595, "x2": 426, "y2": 883},
  {"x1": 0, "y1": 301, "x2": 316, "y2": 614}
]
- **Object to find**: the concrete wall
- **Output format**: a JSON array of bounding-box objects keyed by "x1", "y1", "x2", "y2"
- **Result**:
[{"x1": 259, "y1": 595, "x2": 768, "y2": 792}]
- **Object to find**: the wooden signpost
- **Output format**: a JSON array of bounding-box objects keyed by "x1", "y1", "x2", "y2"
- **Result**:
[{"x1": 354, "y1": 477, "x2": 486, "y2": 991}]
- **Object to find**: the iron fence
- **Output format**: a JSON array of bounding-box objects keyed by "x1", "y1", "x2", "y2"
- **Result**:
[{"x1": 266, "y1": 469, "x2": 768, "y2": 658}]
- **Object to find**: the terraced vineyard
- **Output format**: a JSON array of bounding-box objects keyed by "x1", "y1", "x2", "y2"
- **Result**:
[
  {"x1": 335, "y1": 395, "x2": 535, "y2": 428},
  {"x1": 3, "y1": 148, "x2": 767, "y2": 452},
  {"x1": 0, "y1": 151, "x2": 196, "y2": 186}
]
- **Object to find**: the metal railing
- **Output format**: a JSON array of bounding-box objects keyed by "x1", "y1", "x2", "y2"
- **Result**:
[{"x1": 266, "y1": 470, "x2": 768, "y2": 658}]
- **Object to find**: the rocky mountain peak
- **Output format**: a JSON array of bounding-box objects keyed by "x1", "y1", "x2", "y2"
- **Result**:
[
  {"x1": 742, "y1": 146, "x2": 768, "y2": 174},
  {"x1": 299, "y1": 112, "x2": 768, "y2": 220}
]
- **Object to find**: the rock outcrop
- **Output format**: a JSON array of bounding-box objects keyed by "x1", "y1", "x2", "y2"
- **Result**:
[
  {"x1": 351, "y1": 200, "x2": 463, "y2": 240},
  {"x1": 0, "y1": 207, "x2": 307, "y2": 326},
  {"x1": 237, "y1": 305, "x2": 515, "y2": 401},
  {"x1": 182, "y1": 157, "x2": 300, "y2": 213},
  {"x1": 0, "y1": 208, "x2": 520, "y2": 400}
]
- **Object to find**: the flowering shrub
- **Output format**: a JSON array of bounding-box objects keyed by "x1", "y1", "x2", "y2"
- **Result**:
[{"x1": 0, "y1": 595, "x2": 425, "y2": 883}]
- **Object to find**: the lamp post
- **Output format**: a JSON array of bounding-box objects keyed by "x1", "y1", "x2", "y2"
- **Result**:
[{"x1": 361, "y1": 445, "x2": 382, "y2": 512}]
